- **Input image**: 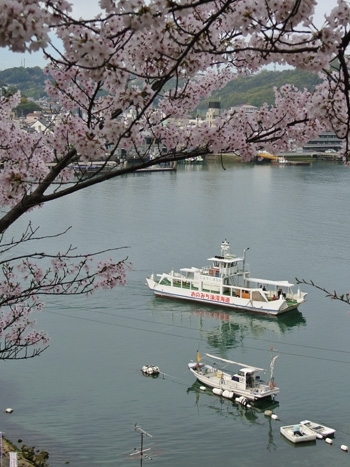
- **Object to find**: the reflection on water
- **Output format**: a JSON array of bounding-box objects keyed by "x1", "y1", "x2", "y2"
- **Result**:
[
  {"x1": 187, "y1": 380, "x2": 280, "y2": 414},
  {"x1": 149, "y1": 299, "x2": 307, "y2": 351},
  {"x1": 279, "y1": 435, "x2": 317, "y2": 449},
  {"x1": 190, "y1": 307, "x2": 306, "y2": 350},
  {"x1": 2, "y1": 162, "x2": 350, "y2": 467},
  {"x1": 186, "y1": 381, "x2": 280, "y2": 451}
]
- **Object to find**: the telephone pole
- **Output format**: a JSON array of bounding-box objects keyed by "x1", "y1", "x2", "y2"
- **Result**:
[{"x1": 134, "y1": 424, "x2": 152, "y2": 467}]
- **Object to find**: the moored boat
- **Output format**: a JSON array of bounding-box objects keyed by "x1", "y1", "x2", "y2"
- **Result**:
[
  {"x1": 71, "y1": 160, "x2": 119, "y2": 176},
  {"x1": 280, "y1": 424, "x2": 317, "y2": 443},
  {"x1": 300, "y1": 420, "x2": 336, "y2": 438},
  {"x1": 146, "y1": 239, "x2": 307, "y2": 316},
  {"x1": 188, "y1": 352, "x2": 279, "y2": 402},
  {"x1": 271, "y1": 156, "x2": 311, "y2": 166}
]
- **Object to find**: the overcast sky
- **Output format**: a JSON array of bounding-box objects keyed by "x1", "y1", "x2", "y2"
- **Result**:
[{"x1": 0, "y1": 0, "x2": 338, "y2": 70}]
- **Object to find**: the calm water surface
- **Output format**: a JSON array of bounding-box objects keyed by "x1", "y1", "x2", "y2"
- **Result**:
[{"x1": 1, "y1": 161, "x2": 350, "y2": 466}]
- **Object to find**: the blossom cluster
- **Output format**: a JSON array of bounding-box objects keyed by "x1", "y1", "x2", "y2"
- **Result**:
[
  {"x1": 0, "y1": 0, "x2": 349, "y2": 177},
  {"x1": 0, "y1": 242, "x2": 131, "y2": 358}
]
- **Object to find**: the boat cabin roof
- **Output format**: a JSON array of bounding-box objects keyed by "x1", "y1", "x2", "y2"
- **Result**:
[
  {"x1": 207, "y1": 255, "x2": 244, "y2": 264},
  {"x1": 205, "y1": 353, "x2": 265, "y2": 372},
  {"x1": 180, "y1": 267, "x2": 199, "y2": 273},
  {"x1": 245, "y1": 277, "x2": 294, "y2": 287},
  {"x1": 239, "y1": 367, "x2": 259, "y2": 374}
]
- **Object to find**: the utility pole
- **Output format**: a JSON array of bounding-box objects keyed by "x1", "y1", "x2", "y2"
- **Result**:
[{"x1": 134, "y1": 424, "x2": 152, "y2": 467}]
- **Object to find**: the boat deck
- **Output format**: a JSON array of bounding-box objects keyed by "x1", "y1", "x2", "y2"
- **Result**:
[{"x1": 158, "y1": 278, "x2": 298, "y2": 305}]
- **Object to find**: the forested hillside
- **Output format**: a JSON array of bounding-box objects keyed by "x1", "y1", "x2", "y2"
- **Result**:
[
  {"x1": 197, "y1": 69, "x2": 322, "y2": 111},
  {"x1": 0, "y1": 66, "x2": 47, "y2": 99},
  {"x1": 0, "y1": 66, "x2": 322, "y2": 107}
]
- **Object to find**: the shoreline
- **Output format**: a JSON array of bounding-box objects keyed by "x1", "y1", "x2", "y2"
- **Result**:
[{"x1": 2, "y1": 436, "x2": 47, "y2": 467}]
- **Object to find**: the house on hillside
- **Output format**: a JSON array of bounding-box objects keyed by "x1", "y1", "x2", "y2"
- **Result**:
[
  {"x1": 206, "y1": 101, "x2": 221, "y2": 126},
  {"x1": 230, "y1": 104, "x2": 258, "y2": 115},
  {"x1": 30, "y1": 117, "x2": 52, "y2": 133},
  {"x1": 25, "y1": 111, "x2": 42, "y2": 124}
]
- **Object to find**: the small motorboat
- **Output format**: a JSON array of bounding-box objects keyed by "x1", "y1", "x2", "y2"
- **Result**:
[
  {"x1": 188, "y1": 352, "x2": 280, "y2": 402},
  {"x1": 300, "y1": 420, "x2": 336, "y2": 439},
  {"x1": 280, "y1": 424, "x2": 317, "y2": 443}
]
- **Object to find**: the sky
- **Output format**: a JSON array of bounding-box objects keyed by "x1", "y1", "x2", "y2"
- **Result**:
[{"x1": 0, "y1": 0, "x2": 339, "y2": 70}]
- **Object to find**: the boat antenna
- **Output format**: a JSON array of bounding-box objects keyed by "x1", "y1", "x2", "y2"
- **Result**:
[{"x1": 221, "y1": 239, "x2": 230, "y2": 256}]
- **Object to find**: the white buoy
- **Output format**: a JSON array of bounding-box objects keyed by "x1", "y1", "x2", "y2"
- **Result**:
[
  {"x1": 141, "y1": 364, "x2": 160, "y2": 375},
  {"x1": 200, "y1": 386, "x2": 206, "y2": 391},
  {"x1": 325, "y1": 438, "x2": 333, "y2": 445},
  {"x1": 340, "y1": 445, "x2": 348, "y2": 452},
  {"x1": 212, "y1": 388, "x2": 223, "y2": 396},
  {"x1": 235, "y1": 396, "x2": 246, "y2": 404},
  {"x1": 5, "y1": 408, "x2": 13, "y2": 414},
  {"x1": 264, "y1": 410, "x2": 273, "y2": 417},
  {"x1": 271, "y1": 414, "x2": 279, "y2": 420},
  {"x1": 235, "y1": 396, "x2": 251, "y2": 408},
  {"x1": 222, "y1": 390, "x2": 234, "y2": 399}
]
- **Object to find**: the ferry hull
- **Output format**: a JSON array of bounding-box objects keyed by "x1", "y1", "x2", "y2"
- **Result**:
[{"x1": 146, "y1": 278, "x2": 299, "y2": 316}]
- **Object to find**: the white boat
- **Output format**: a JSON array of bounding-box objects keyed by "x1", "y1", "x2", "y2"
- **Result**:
[
  {"x1": 272, "y1": 156, "x2": 310, "y2": 166},
  {"x1": 300, "y1": 420, "x2": 336, "y2": 438},
  {"x1": 71, "y1": 160, "x2": 119, "y2": 176},
  {"x1": 146, "y1": 240, "x2": 307, "y2": 316},
  {"x1": 188, "y1": 353, "x2": 279, "y2": 402},
  {"x1": 280, "y1": 424, "x2": 317, "y2": 443}
]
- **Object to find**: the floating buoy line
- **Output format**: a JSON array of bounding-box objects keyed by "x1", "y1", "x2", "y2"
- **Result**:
[{"x1": 140, "y1": 364, "x2": 194, "y2": 387}]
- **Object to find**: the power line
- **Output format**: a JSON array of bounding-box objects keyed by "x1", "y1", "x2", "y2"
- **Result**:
[
  {"x1": 92, "y1": 308, "x2": 350, "y2": 356},
  {"x1": 47, "y1": 308, "x2": 350, "y2": 364}
]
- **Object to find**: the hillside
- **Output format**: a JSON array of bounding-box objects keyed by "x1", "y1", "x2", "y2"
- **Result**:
[
  {"x1": 0, "y1": 66, "x2": 48, "y2": 99},
  {"x1": 0, "y1": 66, "x2": 322, "y2": 107},
  {"x1": 197, "y1": 68, "x2": 322, "y2": 111}
]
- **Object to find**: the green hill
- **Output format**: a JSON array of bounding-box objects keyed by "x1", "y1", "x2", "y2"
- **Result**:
[
  {"x1": 196, "y1": 69, "x2": 322, "y2": 111},
  {"x1": 0, "y1": 66, "x2": 322, "y2": 107},
  {"x1": 0, "y1": 66, "x2": 47, "y2": 99}
]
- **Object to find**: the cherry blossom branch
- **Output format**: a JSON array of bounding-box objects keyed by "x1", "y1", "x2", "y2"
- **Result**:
[{"x1": 295, "y1": 278, "x2": 350, "y2": 307}]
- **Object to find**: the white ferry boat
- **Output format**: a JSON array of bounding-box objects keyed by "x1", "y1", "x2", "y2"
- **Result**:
[{"x1": 146, "y1": 240, "x2": 307, "y2": 316}]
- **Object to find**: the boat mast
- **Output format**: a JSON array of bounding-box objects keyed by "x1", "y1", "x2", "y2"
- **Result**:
[
  {"x1": 242, "y1": 247, "x2": 250, "y2": 286},
  {"x1": 243, "y1": 247, "x2": 249, "y2": 271}
]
